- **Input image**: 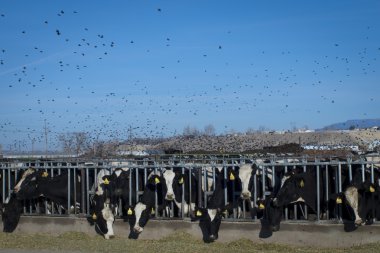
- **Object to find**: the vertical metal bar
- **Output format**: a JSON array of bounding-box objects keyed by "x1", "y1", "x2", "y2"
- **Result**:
[
  {"x1": 338, "y1": 163, "x2": 342, "y2": 193},
  {"x1": 2, "y1": 169, "x2": 6, "y2": 203},
  {"x1": 67, "y1": 168, "x2": 71, "y2": 215},
  {"x1": 302, "y1": 161, "x2": 308, "y2": 220},
  {"x1": 135, "y1": 167, "x2": 139, "y2": 202},
  {"x1": 181, "y1": 166, "x2": 185, "y2": 218},
  {"x1": 189, "y1": 166, "x2": 192, "y2": 211},
  {"x1": 316, "y1": 162, "x2": 320, "y2": 222},
  {"x1": 203, "y1": 167, "x2": 207, "y2": 207},
  {"x1": 154, "y1": 165, "x2": 158, "y2": 218},
  {"x1": 253, "y1": 172, "x2": 257, "y2": 220},
  {"x1": 81, "y1": 168, "x2": 85, "y2": 214},
  {"x1": 361, "y1": 163, "x2": 365, "y2": 182},
  {"x1": 129, "y1": 167, "x2": 132, "y2": 206},
  {"x1": 223, "y1": 164, "x2": 227, "y2": 206},
  {"x1": 284, "y1": 165, "x2": 288, "y2": 220},
  {"x1": 325, "y1": 164, "x2": 329, "y2": 220},
  {"x1": 86, "y1": 168, "x2": 90, "y2": 215},
  {"x1": 261, "y1": 164, "x2": 266, "y2": 199},
  {"x1": 198, "y1": 167, "x2": 202, "y2": 207},
  {"x1": 7, "y1": 168, "x2": 11, "y2": 200},
  {"x1": 73, "y1": 167, "x2": 77, "y2": 214}
]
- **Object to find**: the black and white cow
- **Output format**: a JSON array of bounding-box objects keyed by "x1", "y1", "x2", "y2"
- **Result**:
[
  {"x1": 192, "y1": 169, "x2": 230, "y2": 243},
  {"x1": 272, "y1": 168, "x2": 323, "y2": 213},
  {"x1": 226, "y1": 162, "x2": 282, "y2": 218},
  {"x1": 13, "y1": 168, "x2": 82, "y2": 210},
  {"x1": 88, "y1": 173, "x2": 116, "y2": 239},
  {"x1": 126, "y1": 174, "x2": 161, "y2": 239},
  {"x1": 340, "y1": 174, "x2": 379, "y2": 228},
  {"x1": 160, "y1": 168, "x2": 199, "y2": 217},
  {"x1": 255, "y1": 196, "x2": 283, "y2": 238},
  {"x1": 2, "y1": 168, "x2": 82, "y2": 232}
]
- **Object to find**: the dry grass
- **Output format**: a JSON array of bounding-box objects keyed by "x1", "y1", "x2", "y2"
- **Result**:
[{"x1": 1, "y1": 231, "x2": 380, "y2": 253}]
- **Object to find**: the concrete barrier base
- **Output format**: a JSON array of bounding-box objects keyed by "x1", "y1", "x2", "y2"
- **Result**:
[{"x1": 2, "y1": 216, "x2": 380, "y2": 248}]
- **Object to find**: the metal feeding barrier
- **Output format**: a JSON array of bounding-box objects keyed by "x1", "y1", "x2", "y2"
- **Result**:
[{"x1": 0, "y1": 154, "x2": 379, "y2": 223}]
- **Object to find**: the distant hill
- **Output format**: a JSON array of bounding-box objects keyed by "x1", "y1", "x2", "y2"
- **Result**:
[{"x1": 319, "y1": 118, "x2": 380, "y2": 131}]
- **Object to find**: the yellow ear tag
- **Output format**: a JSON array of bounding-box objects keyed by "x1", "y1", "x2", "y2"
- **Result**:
[
  {"x1": 92, "y1": 213, "x2": 97, "y2": 220},
  {"x1": 370, "y1": 186, "x2": 375, "y2": 193},
  {"x1": 259, "y1": 203, "x2": 265, "y2": 210},
  {"x1": 127, "y1": 208, "x2": 133, "y2": 215},
  {"x1": 42, "y1": 171, "x2": 49, "y2": 177},
  {"x1": 229, "y1": 173, "x2": 235, "y2": 181},
  {"x1": 300, "y1": 179, "x2": 304, "y2": 188},
  {"x1": 222, "y1": 210, "x2": 228, "y2": 217},
  {"x1": 336, "y1": 197, "x2": 342, "y2": 204},
  {"x1": 196, "y1": 210, "x2": 202, "y2": 216},
  {"x1": 155, "y1": 177, "x2": 160, "y2": 184},
  {"x1": 151, "y1": 208, "x2": 155, "y2": 215},
  {"x1": 104, "y1": 178, "x2": 110, "y2": 185},
  {"x1": 179, "y1": 177, "x2": 184, "y2": 184}
]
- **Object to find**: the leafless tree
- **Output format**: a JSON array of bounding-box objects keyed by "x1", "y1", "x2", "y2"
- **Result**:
[
  {"x1": 58, "y1": 132, "x2": 91, "y2": 156},
  {"x1": 203, "y1": 124, "x2": 216, "y2": 136}
]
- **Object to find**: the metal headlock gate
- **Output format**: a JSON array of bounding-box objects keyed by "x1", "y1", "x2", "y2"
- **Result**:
[{"x1": 1, "y1": 154, "x2": 379, "y2": 223}]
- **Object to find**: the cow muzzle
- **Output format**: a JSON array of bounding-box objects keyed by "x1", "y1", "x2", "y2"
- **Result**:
[
  {"x1": 133, "y1": 226, "x2": 144, "y2": 234},
  {"x1": 241, "y1": 192, "x2": 251, "y2": 200},
  {"x1": 165, "y1": 193, "x2": 174, "y2": 201},
  {"x1": 209, "y1": 234, "x2": 217, "y2": 241},
  {"x1": 272, "y1": 198, "x2": 279, "y2": 207}
]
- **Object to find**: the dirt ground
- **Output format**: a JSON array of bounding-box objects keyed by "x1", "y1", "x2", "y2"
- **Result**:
[{"x1": 1, "y1": 231, "x2": 380, "y2": 253}]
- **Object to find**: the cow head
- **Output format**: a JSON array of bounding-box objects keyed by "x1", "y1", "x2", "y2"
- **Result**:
[
  {"x1": 228, "y1": 164, "x2": 257, "y2": 200},
  {"x1": 89, "y1": 175, "x2": 116, "y2": 239},
  {"x1": 273, "y1": 172, "x2": 316, "y2": 211},
  {"x1": 2, "y1": 193, "x2": 23, "y2": 233},
  {"x1": 191, "y1": 206, "x2": 229, "y2": 243},
  {"x1": 13, "y1": 169, "x2": 48, "y2": 200},
  {"x1": 128, "y1": 175, "x2": 161, "y2": 239},
  {"x1": 161, "y1": 169, "x2": 184, "y2": 201},
  {"x1": 256, "y1": 197, "x2": 283, "y2": 238}
]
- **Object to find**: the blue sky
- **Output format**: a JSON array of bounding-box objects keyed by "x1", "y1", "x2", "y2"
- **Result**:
[{"x1": 0, "y1": 1, "x2": 379, "y2": 151}]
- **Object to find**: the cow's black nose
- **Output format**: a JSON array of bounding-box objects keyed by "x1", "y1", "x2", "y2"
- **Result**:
[{"x1": 166, "y1": 194, "x2": 174, "y2": 200}]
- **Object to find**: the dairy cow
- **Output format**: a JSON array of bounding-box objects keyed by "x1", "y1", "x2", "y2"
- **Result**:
[
  {"x1": 88, "y1": 173, "x2": 116, "y2": 239},
  {"x1": 2, "y1": 168, "x2": 82, "y2": 232},
  {"x1": 192, "y1": 169, "x2": 231, "y2": 243},
  {"x1": 160, "y1": 168, "x2": 199, "y2": 217},
  {"x1": 255, "y1": 196, "x2": 283, "y2": 238},
  {"x1": 125, "y1": 175, "x2": 161, "y2": 239}
]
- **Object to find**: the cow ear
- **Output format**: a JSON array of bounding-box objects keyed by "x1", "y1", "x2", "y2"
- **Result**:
[
  {"x1": 298, "y1": 178, "x2": 305, "y2": 188},
  {"x1": 195, "y1": 209, "x2": 203, "y2": 217},
  {"x1": 178, "y1": 176, "x2": 184, "y2": 185},
  {"x1": 127, "y1": 207, "x2": 134, "y2": 216},
  {"x1": 369, "y1": 184, "x2": 376, "y2": 193},
  {"x1": 229, "y1": 171, "x2": 236, "y2": 181}
]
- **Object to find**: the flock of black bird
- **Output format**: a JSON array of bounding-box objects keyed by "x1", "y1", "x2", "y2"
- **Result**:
[{"x1": 0, "y1": 6, "x2": 379, "y2": 153}]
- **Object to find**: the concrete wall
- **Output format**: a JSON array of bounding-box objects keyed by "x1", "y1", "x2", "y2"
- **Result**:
[{"x1": 2, "y1": 217, "x2": 380, "y2": 248}]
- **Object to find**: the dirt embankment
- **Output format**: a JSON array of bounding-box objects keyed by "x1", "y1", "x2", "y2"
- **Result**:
[{"x1": 153, "y1": 130, "x2": 380, "y2": 154}]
